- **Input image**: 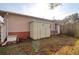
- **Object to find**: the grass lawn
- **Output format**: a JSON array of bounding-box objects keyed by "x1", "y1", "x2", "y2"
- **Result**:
[{"x1": 0, "y1": 35, "x2": 78, "y2": 55}]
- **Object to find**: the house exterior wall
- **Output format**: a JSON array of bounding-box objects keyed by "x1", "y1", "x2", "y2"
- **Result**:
[
  {"x1": 50, "y1": 22, "x2": 56, "y2": 35},
  {"x1": 50, "y1": 22, "x2": 56, "y2": 31},
  {"x1": 50, "y1": 22, "x2": 60, "y2": 35},
  {"x1": 7, "y1": 14, "x2": 32, "y2": 40},
  {"x1": 7, "y1": 14, "x2": 53, "y2": 40},
  {"x1": 7, "y1": 14, "x2": 32, "y2": 32}
]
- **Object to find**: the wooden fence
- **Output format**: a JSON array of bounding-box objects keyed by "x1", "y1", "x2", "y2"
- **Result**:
[{"x1": 60, "y1": 22, "x2": 79, "y2": 37}]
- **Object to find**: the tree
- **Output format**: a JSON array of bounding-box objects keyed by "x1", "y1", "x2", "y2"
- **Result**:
[
  {"x1": 63, "y1": 13, "x2": 79, "y2": 23},
  {"x1": 49, "y1": 3, "x2": 61, "y2": 9}
]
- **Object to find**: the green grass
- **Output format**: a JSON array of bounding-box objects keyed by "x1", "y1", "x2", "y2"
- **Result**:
[{"x1": 0, "y1": 46, "x2": 8, "y2": 54}]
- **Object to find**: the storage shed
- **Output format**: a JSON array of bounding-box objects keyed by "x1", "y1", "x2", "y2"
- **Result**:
[{"x1": 30, "y1": 21, "x2": 50, "y2": 40}]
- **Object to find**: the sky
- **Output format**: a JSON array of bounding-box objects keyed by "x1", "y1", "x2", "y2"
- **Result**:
[{"x1": 0, "y1": 3, "x2": 79, "y2": 20}]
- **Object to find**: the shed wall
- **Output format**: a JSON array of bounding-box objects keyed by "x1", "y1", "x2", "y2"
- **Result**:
[{"x1": 30, "y1": 21, "x2": 51, "y2": 40}]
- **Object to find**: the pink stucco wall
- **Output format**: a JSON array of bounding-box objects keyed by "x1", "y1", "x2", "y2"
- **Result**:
[{"x1": 7, "y1": 14, "x2": 32, "y2": 32}]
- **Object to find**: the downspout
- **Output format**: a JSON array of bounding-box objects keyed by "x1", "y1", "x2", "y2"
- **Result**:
[
  {"x1": 3, "y1": 12, "x2": 9, "y2": 39},
  {"x1": 6, "y1": 12, "x2": 9, "y2": 37}
]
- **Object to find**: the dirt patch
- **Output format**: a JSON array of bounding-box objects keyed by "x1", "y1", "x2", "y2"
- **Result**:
[{"x1": 0, "y1": 35, "x2": 78, "y2": 55}]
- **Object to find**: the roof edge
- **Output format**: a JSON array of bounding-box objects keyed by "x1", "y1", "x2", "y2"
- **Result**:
[{"x1": 0, "y1": 10, "x2": 54, "y2": 22}]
